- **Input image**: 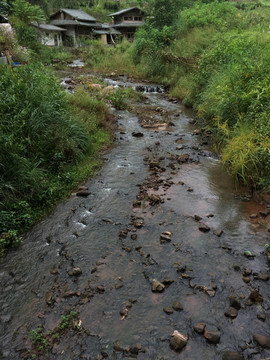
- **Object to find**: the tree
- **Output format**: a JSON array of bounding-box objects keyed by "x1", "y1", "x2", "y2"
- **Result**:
[
  {"x1": 11, "y1": 0, "x2": 44, "y2": 24},
  {"x1": 139, "y1": 0, "x2": 187, "y2": 30},
  {"x1": 0, "y1": 1, "x2": 9, "y2": 14}
]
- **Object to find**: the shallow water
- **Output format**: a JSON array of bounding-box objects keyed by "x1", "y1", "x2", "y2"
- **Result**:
[{"x1": 0, "y1": 76, "x2": 269, "y2": 360}]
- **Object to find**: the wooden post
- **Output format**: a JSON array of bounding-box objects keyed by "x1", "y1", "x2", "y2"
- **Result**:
[{"x1": 4, "y1": 48, "x2": 11, "y2": 67}]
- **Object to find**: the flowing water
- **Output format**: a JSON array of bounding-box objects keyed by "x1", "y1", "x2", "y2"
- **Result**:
[{"x1": 0, "y1": 75, "x2": 269, "y2": 360}]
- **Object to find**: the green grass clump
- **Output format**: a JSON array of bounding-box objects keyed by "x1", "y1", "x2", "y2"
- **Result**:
[{"x1": 0, "y1": 65, "x2": 113, "y2": 254}]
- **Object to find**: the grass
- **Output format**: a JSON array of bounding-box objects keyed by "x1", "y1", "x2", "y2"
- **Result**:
[{"x1": 0, "y1": 66, "x2": 115, "y2": 255}]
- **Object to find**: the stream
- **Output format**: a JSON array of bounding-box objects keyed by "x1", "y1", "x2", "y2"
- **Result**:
[{"x1": 1, "y1": 74, "x2": 270, "y2": 360}]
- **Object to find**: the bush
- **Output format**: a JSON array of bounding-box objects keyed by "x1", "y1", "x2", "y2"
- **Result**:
[{"x1": 0, "y1": 65, "x2": 112, "y2": 254}]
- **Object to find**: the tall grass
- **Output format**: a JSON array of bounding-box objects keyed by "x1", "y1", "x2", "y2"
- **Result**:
[
  {"x1": 131, "y1": 0, "x2": 270, "y2": 189},
  {"x1": 0, "y1": 65, "x2": 113, "y2": 254}
]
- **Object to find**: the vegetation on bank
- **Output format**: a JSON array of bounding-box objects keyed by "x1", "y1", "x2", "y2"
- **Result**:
[
  {"x1": 74, "y1": 0, "x2": 269, "y2": 191},
  {"x1": 90, "y1": 0, "x2": 270, "y2": 191},
  {"x1": 0, "y1": 65, "x2": 114, "y2": 255}
]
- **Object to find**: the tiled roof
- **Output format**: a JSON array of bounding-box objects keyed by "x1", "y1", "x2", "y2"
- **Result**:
[
  {"x1": 50, "y1": 9, "x2": 96, "y2": 22},
  {"x1": 108, "y1": 7, "x2": 144, "y2": 17}
]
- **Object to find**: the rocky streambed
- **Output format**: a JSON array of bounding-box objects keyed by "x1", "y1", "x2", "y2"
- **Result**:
[{"x1": 0, "y1": 75, "x2": 270, "y2": 360}]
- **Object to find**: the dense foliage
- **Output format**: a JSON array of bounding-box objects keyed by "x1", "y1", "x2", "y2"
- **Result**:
[
  {"x1": 131, "y1": 0, "x2": 270, "y2": 189},
  {"x1": 0, "y1": 65, "x2": 112, "y2": 254}
]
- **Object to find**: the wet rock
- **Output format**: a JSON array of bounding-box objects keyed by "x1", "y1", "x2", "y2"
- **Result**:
[
  {"x1": 243, "y1": 268, "x2": 252, "y2": 276},
  {"x1": 170, "y1": 330, "x2": 188, "y2": 351},
  {"x1": 242, "y1": 277, "x2": 251, "y2": 283},
  {"x1": 76, "y1": 189, "x2": 90, "y2": 197},
  {"x1": 160, "y1": 231, "x2": 172, "y2": 242},
  {"x1": 199, "y1": 224, "x2": 210, "y2": 232},
  {"x1": 113, "y1": 342, "x2": 129, "y2": 352},
  {"x1": 72, "y1": 267, "x2": 82, "y2": 276},
  {"x1": 63, "y1": 290, "x2": 80, "y2": 298},
  {"x1": 163, "y1": 278, "x2": 174, "y2": 286},
  {"x1": 172, "y1": 301, "x2": 183, "y2": 311},
  {"x1": 204, "y1": 330, "x2": 221, "y2": 344},
  {"x1": 259, "y1": 273, "x2": 269, "y2": 281},
  {"x1": 178, "y1": 154, "x2": 190, "y2": 163},
  {"x1": 181, "y1": 273, "x2": 191, "y2": 280},
  {"x1": 225, "y1": 307, "x2": 238, "y2": 319},
  {"x1": 213, "y1": 229, "x2": 223, "y2": 237},
  {"x1": 194, "y1": 322, "x2": 206, "y2": 334},
  {"x1": 189, "y1": 119, "x2": 196, "y2": 124},
  {"x1": 149, "y1": 194, "x2": 161, "y2": 204},
  {"x1": 1, "y1": 314, "x2": 12, "y2": 323},
  {"x1": 233, "y1": 265, "x2": 241, "y2": 272},
  {"x1": 50, "y1": 267, "x2": 59, "y2": 275},
  {"x1": 229, "y1": 296, "x2": 241, "y2": 310},
  {"x1": 152, "y1": 280, "x2": 165, "y2": 293},
  {"x1": 205, "y1": 288, "x2": 216, "y2": 297},
  {"x1": 120, "y1": 308, "x2": 128, "y2": 319},
  {"x1": 259, "y1": 209, "x2": 270, "y2": 217},
  {"x1": 129, "y1": 298, "x2": 137, "y2": 304},
  {"x1": 133, "y1": 220, "x2": 144, "y2": 228},
  {"x1": 124, "y1": 301, "x2": 133, "y2": 309},
  {"x1": 257, "y1": 313, "x2": 266, "y2": 321},
  {"x1": 248, "y1": 289, "x2": 263, "y2": 304},
  {"x1": 45, "y1": 292, "x2": 55, "y2": 306},
  {"x1": 131, "y1": 234, "x2": 137, "y2": 240},
  {"x1": 133, "y1": 200, "x2": 141, "y2": 207},
  {"x1": 115, "y1": 283, "x2": 123, "y2": 289},
  {"x1": 194, "y1": 214, "x2": 202, "y2": 221},
  {"x1": 253, "y1": 334, "x2": 270, "y2": 349},
  {"x1": 132, "y1": 132, "x2": 144, "y2": 138},
  {"x1": 130, "y1": 344, "x2": 142, "y2": 355},
  {"x1": 96, "y1": 259, "x2": 105, "y2": 266},
  {"x1": 163, "y1": 307, "x2": 174, "y2": 315},
  {"x1": 97, "y1": 285, "x2": 105, "y2": 293},
  {"x1": 119, "y1": 230, "x2": 128, "y2": 238},
  {"x1": 222, "y1": 350, "x2": 244, "y2": 360},
  {"x1": 149, "y1": 160, "x2": 160, "y2": 169},
  {"x1": 187, "y1": 187, "x2": 194, "y2": 192}
]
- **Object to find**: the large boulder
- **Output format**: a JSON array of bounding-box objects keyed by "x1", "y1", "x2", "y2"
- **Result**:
[{"x1": 170, "y1": 330, "x2": 188, "y2": 351}]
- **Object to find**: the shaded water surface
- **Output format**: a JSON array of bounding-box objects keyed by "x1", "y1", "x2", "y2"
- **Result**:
[{"x1": 1, "y1": 76, "x2": 269, "y2": 360}]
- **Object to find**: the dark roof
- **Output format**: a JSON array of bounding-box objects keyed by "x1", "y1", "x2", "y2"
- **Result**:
[
  {"x1": 110, "y1": 22, "x2": 144, "y2": 28},
  {"x1": 93, "y1": 28, "x2": 121, "y2": 35},
  {"x1": 0, "y1": 14, "x2": 8, "y2": 23},
  {"x1": 108, "y1": 7, "x2": 144, "y2": 17},
  {"x1": 50, "y1": 8, "x2": 96, "y2": 22},
  {"x1": 32, "y1": 22, "x2": 66, "y2": 31},
  {"x1": 50, "y1": 19, "x2": 99, "y2": 27}
]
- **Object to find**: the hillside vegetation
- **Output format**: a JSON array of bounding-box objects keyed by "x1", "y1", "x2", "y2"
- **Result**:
[
  {"x1": 132, "y1": 1, "x2": 270, "y2": 189},
  {"x1": 81, "y1": 0, "x2": 269, "y2": 190}
]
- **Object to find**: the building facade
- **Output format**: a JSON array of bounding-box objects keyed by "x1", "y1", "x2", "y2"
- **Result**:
[{"x1": 108, "y1": 7, "x2": 145, "y2": 42}]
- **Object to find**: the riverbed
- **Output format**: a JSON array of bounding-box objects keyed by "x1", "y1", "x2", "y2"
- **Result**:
[{"x1": 0, "y1": 73, "x2": 270, "y2": 360}]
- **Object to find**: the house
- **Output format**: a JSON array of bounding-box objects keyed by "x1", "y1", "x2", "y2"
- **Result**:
[
  {"x1": 50, "y1": 8, "x2": 100, "y2": 46},
  {"x1": 32, "y1": 23, "x2": 66, "y2": 46},
  {"x1": 92, "y1": 24, "x2": 121, "y2": 45},
  {"x1": 108, "y1": 7, "x2": 145, "y2": 42}
]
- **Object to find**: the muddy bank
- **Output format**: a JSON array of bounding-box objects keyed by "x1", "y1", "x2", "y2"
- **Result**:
[{"x1": 0, "y1": 75, "x2": 270, "y2": 360}]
